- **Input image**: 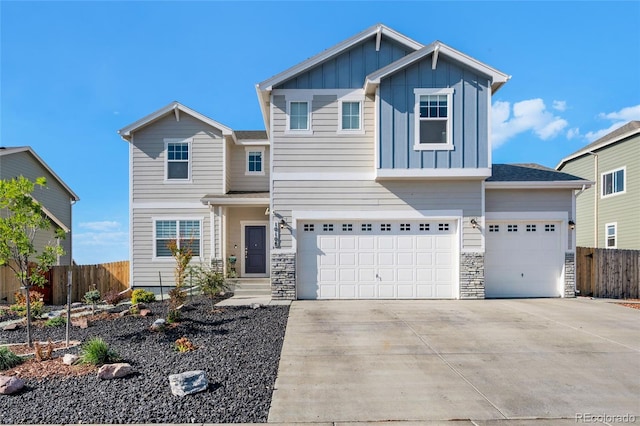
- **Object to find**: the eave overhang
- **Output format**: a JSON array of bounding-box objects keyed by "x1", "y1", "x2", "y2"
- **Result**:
[
  {"x1": 485, "y1": 180, "x2": 594, "y2": 190},
  {"x1": 556, "y1": 126, "x2": 640, "y2": 170}
]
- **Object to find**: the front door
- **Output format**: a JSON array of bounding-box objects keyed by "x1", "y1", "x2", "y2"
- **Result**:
[{"x1": 245, "y1": 226, "x2": 266, "y2": 274}]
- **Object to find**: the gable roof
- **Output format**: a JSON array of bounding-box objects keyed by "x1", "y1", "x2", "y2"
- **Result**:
[
  {"x1": 556, "y1": 121, "x2": 640, "y2": 170},
  {"x1": 364, "y1": 41, "x2": 510, "y2": 95},
  {"x1": 118, "y1": 101, "x2": 233, "y2": 141},
  {"x1": 0, "y1": 146, "x2": 80, "y2": 202},
  {"x1": 486, "y1": 163, "x2": 592, "y2": 189}
]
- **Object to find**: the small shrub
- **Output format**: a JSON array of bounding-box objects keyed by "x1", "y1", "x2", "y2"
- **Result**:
[
  {"x1": 131, "y1": 289, "x2": 156, "y2": 305},
  {"x1": 0, "y1": 347, "x2": 23, "y2": 370},
  {"x1": 44, "y1": 316, "x2": 66, "y2": 327},
  {"x1": 79, "y1": 337, "x2": 121, "y2": 366},
  {"x1": 103, "y1": 289, "x2": 125, "y2": 306},
  {"x1": 166, "y1": 309, "x2": 182, "y2": 324},
  {"x1": 168, "y1": 287, "x2": 186, "y2": 309},
  {"x1": 192, "y1": 263, "x2": 230, "y2": 302},
  {"x1": 84, "y1": 285, "x2": 101, "y2": 314},
  {"x1": 174, "y1": 337, "x2": 196, "y2": 353},
  {"x1": 10, "y1": 291, "x2": 46, "y2": 319},
  {"x1": 34, "y1": 340, "x2": 53, "y2": 362}
]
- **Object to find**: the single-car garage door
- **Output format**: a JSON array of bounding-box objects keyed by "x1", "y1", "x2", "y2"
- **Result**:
[
  {"x1": 297, "y1": 220, "x2": 457, "y2": 299},
  {"x1": 485, "y1": 221, "x2": 563, "y2": 298}
]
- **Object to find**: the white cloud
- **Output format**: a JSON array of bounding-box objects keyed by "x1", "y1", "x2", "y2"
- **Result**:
[
  {"x1": 566, "y1": 127, "x2": 580, "y2": 140},
  {"x1": 491, "y1": 98, "x2": 568, "y2": 148},
  {"x1": 585, "y1": 104, "x2": 640, "y2": 142},
  {"x1": 552, "y1": 100, "x2": 567, "y2": 112},
  {"x1": 79, "y1": 221, "x2": 120, "y2": 232},
  {"x1": 73, "y1": 221, "x2": 128, "y2": 264}
]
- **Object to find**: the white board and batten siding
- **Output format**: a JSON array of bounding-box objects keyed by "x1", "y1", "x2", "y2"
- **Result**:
[{"x1": 485, "y1": 188, "x2": 574, "y2": 298}]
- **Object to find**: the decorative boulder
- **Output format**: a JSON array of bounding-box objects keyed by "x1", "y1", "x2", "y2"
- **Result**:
[
  {"x1": 2, "y1": 323, "x2": 19, "y2": 331},
  {"x1": 0, "y1": 376, "x2": 25, "y2": 395},
  {"x1": 71, "y1": 317, "x2": 89, "y2": 329},
  {"x1": 97, "y1": 363, "x2": 134, "y2": 380},
  {"x1": 62, "y1": 354, "x2": 79, "y2": 366},
  {"x1": 139, "y1": 309, "x2": 151, "y2": 317},
  {"x1": 169, "y1": 370, "x2": 208, "y2": 397},
  {"x1": 151, "y1": 318, "x2": 166, "y2": 331}
]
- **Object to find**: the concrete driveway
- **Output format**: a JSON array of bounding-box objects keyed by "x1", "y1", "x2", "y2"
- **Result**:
[{"x1": 268, "y1": 298, "x2": 640, "y2": 424}]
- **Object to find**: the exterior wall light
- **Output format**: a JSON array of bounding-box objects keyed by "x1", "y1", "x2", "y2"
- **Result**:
[
  {"x1": 569, "y1": 220, "x2": 575, "y2": 230},
  {"x1": 470, "y1": 218, "x2": 478, "y2": 228},
  {"x1": 280, "y1": 219, "x2": 286, "y2": 229}
]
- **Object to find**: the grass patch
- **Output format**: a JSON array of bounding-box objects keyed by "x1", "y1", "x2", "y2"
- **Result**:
[{"x1": 79, "y1": 338, "x2": 121, "y2": 366}]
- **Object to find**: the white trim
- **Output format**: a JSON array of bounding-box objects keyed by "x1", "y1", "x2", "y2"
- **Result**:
[
  {"x1": 164, "y1": 138, "x2": 192, "y2": 183},
  {"x1": 240, "y1": 221, "x2": 270, "y2": 278},
  {"x1": 118, "y1": 101, "x2": 233, "y2": 140},
  {"x1": 38, "y1": 204, "x2": 70, "y2": 233},
  {"x1": 285, "y1": 99, "x2": 312, "y2": 135},
  {"x1": 245, "y1": 147, "x2": 266, "y2": 176},
  {"x1": 217, "y1": 206, "x2": 223, "y2": 260},
  {"x1": 556, "y1": 126, "x2": 640, "y2": 169},
  {"x1": 374, "y1": 86, "x2": 380, "y2": 170},
  {"x1": 234, "y1": 140, "x2": 269, "y2": 146},
  {"x1": 413, "y1": 88, "x2": 454, "y2": 150},
  {"x1": 129, "y1": 139, "x2": 134, "y2": 288},
  {"x1": 605, "y1": 222, "x2": 617, "y2": 249},
  {"x1": 222, "y1": 138, "x2": 228, "y2": 194},
  {"x1": 571, "y1": 189, "x2": 576, "y2": 251},
  {"x1": 376, "y1": 168, "x2": 491, "y2": 180},
  {"x1": 485, "y1": 180, "x2": 593, "y2": 189},
  {"x1": 151, "y1": 216, "x2": 205, "y2": 262},
  {"x1": 600, "y1": 166, "x2": 626, "y2": 199},
  {"x1": 337, "y1": 99, "x2": 365, "y2": 135},
  {"x1": 210, "y1": 208, "x2": 216, "y2": 259},
  {"x1": 198, "y1": 198, "x2": 269, "y2": 206},
  {"x1": 481, "y1": 180, "x2": 486, "y2": 252},
  {"x1": 273, "y1": 172, "x2": 376, "y2": 181},
  {"x1": 133, "y1": 201, "x2": 208, "y2": 209}
]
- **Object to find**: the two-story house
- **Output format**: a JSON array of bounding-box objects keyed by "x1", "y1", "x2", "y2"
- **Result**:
[
  {"x1": 556, "y1": 121, "x2": 640, "y2": 249},
  {"x1": 121, "y1": 24, "x2": 589, "y2": 300}
]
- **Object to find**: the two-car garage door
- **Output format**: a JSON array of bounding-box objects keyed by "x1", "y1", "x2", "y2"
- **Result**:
[{"x1": 297, "y1": 220, "x2": 457, "y2": 299}]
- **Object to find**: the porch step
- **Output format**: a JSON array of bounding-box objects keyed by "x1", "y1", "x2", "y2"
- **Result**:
[{"x1": 229, "y1": 279, "x2": 272, "y2": 297}]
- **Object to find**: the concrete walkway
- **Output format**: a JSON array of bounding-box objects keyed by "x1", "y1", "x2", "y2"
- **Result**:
[{"x1": 268, "y1": 298, "x2": 640, "y2": 424}]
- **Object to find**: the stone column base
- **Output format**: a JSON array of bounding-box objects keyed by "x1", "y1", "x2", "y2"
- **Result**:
[
  {"x1": 271, "y1": 251, "x2": 296, "y2": 300},
  {"x1": 460, "y1": 252, "x2": 485, "y2": 299}
]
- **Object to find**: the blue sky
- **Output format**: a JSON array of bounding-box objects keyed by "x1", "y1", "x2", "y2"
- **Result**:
[{"x1": 2, "y1": 1, "x2": 639, "y2": 264}]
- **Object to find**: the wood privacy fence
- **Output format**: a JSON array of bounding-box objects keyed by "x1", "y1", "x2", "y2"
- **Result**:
[
  {"x1": 1, "y1": 261, "x2": 129, "y2": 305},
  {"x1": 576, "y1": 247, "x2": 640, "y2": 299}
]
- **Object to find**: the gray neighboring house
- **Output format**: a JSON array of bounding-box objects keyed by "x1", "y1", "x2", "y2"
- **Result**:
[
  {"x1": 0, "y1": 146, "x2": 79, "y2": 301},
  {"x1": 122, "y1": 24, "x2": 591, "y2": 300},
  {"x1": 557, "y1": 121, "x2": 640, "y2": 249}
]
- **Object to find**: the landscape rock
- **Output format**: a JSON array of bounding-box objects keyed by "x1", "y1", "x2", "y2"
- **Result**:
[
  {"x1": 3, "y1": 323, "x2": 19, "y2": 331},
  {"x1": 70, "y1": 302, "x2": 83, "y2": 308},
  {"x1": 97, "y1": 363, "x2": 134, "y2": 380},
  {"x1": 0, "y1": 375, "x2": 25, "y2": 395},
  {"x1": 71, "y1": 317, "x2": 89, "y2": 329},
  {"x1": 139, "y1": 309, "x2": 151, "y2": 317},
  {"x1": 250, "y1": 303, "x2": 262, "y2": 309},
  {"x1": 150, "y1": 318, "x2": 166, "y2": 331},
  {"x1": 62, "y1": 354, "x2": 79, "y2": 365},
  {"x1": 168, "y1": 370, "x2": 208, "y2": 397},
  {"x1": 118, "y1": 309, "x2": 129, "y2": 317}
]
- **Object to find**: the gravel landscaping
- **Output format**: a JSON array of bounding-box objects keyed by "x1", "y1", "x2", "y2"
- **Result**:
[{"x1": 0, "y1": 298, "x2": 289, "y2": 424}]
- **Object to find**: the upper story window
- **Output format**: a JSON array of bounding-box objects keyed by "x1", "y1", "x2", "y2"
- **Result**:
[
  {"x1": 287, "y1": 100, "x2": 311, "y2": 133},
  {"x1": 245, "y1": 147, "x2": 265, "y2": 176},
  {"x1": 165, "y1": 139, "x2": 191, "y2": 181},
  {"x1": 601, "y1": 167, "x2": 625, "y2": 198},
  {"x1": 340, "y1": 101, "x2": 361, "y2": 131},
  {"x1": 154, "y1": 219, "x2": 201, "y2": 259},
  {"x1": 605, "y1": 223, "x2": 617, "y2": 248},
  {"x1": 413, "y1": 88, "x2": 454, "y2": 151}
]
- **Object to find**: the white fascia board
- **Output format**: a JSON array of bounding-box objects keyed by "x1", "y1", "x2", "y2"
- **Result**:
[
  {"x1": 555, "y1": 127, "x2": 640, "y2": 169},
  {"x1": 118, "y1": 102, "x2": 233, "y2": 141},
  {"x1": 233, "y1": 139, "x2": 270, "y2": 146},
  {"x1": 292, "y1": 209, "x2": 463, "y2": 221},
  {"x1": 38, "y1": 203, "x2": 70, "y2": 233},
  {"x1": 485, "y1": 180, "x2": 594, "y2": 189},
  {"x1": 376, "y1": 168, "x2": 491, "y2": 180},
  {"x1": 272, "y1": 172, "x2": 376, "y2": 181},
  {"x1": 199, "y1": 197, "x2": 270, "y2": 206},
  {"x1": 256, "y1": 84, "x2": 271, "y2": 135},
  {"x1": 257, "y1": 24, "x2": 423, "y2": 91},
  {"x1": 365, "y1": 41, "x2": 510, "y2": 95},
  {"x1": 2, "y1": 147, "x2": 80, "y2": 201}
]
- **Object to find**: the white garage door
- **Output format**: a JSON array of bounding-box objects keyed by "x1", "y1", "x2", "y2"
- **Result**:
[
  {"x1": 297, "y1": 220, "x2": 457, "y2": 299},
  {"x1": 485, "y1": 221, "x2": 563, "y2": 298}
]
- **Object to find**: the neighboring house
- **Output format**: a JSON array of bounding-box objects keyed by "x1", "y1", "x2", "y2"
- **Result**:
[
  {"x1": 121, "y1": 24, "x2": 590, "y2": 300},
  {"x1": 0, "y1": 146, "x2": 79, "y2": 302},
  {"x1": 557, "y1": 121, "x2": 640, "y2": 249}
]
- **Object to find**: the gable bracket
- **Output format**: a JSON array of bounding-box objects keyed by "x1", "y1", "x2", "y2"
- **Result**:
[
  {"x1": 375, "y1": 25, "x2": 382, "y2": 52},
  {"x1": 174, "y1": 105, "x2": 180, "y2": 122},
  {"x1": 431, "y1": 44, "x2": 440, "y2": 70}
]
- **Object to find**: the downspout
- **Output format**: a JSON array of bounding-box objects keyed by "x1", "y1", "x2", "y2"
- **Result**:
[{"x1": 587, "y1": 152, "x2": 598, "y2": 247}]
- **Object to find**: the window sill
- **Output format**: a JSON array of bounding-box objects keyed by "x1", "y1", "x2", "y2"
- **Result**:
[
  {"x1": 163, "y1": 179, "x2": 193, "y2": 184},
  {"x1": 601, "y1": 191, "x2": 626, "y2": 199},
  {"x1": 413, "y1": 143, "x2": 454, "y2": 151}
]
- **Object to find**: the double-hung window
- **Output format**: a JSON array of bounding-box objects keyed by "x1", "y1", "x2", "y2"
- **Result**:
[
  {"x1": 155, "y1": 219, "x2": 201, "y2": 258},
  {"x1": 245, "y1": 147, "x2": 265, "y2": 175},
  {"x1": 601, "y1": 167, "x2": 625, "y2": 197},
  {"x1": 340, "y1": 101, "x2": 361, "y2": 131},
  {"x1": 288, "y1": 101, "x2": 310, "y2": 131},
  {"x1": 414, "y1": 88, "x2": 454, "y2": 150},
  {"x1": 165, "y1": 139, "x2": 191, "y2": 181},
  {"x1": 605, "y1": 223, "x2": 617, "y2": 248}
]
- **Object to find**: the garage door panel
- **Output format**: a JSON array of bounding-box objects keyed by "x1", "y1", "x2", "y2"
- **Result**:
[{"x1": 298, "y1": 220, "x2": 457, "y2": 300}]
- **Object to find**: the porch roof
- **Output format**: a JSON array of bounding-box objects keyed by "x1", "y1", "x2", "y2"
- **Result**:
[{"x1": 201, "y1": 191, "x2": 270, "y2": 206}]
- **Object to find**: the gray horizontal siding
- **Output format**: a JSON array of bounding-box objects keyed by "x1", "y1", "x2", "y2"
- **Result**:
[
  {"x1": 559, "y1": 157, "x2": 595, "y2": 247},
  {"x1": 0, "y1": 151, "x2": 74, "y2": 264},
  {"x1": 486, "y1": 189, "x2": 572, "y2": 213},
  {"x1": 379, "y1": 56, "x2": 490, "y2": 170},
  {"x1": 273, "y1": 180, "x2": 482, "y2": 249},
  {"x1": 275, "y1": 36, "x2": 412, "y2": 90},
  {"x1": 131, "y1": 207, "x2": 211, "y2": 288},
  {"x1": 228, "y1": 145, "x2": 270, "y2": 192},
  {"x1": 132, "y1": 113, "x2": 225, "y2": 201},
  {"x1": 271, "y1": 94, "x2": 375, "y2": 172}
]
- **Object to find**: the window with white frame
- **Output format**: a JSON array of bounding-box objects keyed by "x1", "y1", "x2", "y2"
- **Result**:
[
  {"x1": 339, "y1": 101, "x2": 361, "y2": 131},
  {"x1": 165, "y1": 140, "x2": 191, "y2": 180},
  {"x1": 245, "y1": 147, "x2": 264, "y2": 175},
  {"x1": 605, "y1": 223, "x2": 617, "y2": 248},
  {"x1": 601, "y1": 167, "x2": 625, "y2": 197},
  {"x1": 414, "y1": 88, "x2": 453, "y2": 150},
  {"x1": 288, "y1": 101, "x2": 310, "y2": 131},
  {"x1": 155, "y1": 219, "x2": 201, "y2": 258}
]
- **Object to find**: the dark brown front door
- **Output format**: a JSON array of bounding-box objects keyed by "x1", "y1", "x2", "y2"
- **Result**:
[{"x1": 245, "y1": 226, "x2": 266, "y2": 274}]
